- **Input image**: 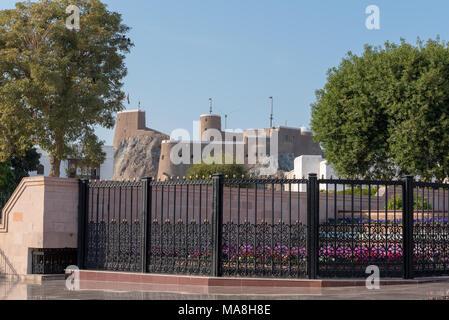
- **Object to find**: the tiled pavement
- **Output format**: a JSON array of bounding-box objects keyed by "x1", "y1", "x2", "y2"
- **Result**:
[{"x1": 1, "y1": 279, "x2": 449, "y2": 300}]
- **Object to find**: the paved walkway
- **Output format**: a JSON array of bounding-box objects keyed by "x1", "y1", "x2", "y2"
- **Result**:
[{"x1": 1, "y1": 279, "x2": 449, "y2": 300}]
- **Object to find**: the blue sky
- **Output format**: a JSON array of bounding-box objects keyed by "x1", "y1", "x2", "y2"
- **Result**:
[{"x1": 2, "y1": 0, "x2": 449, "y2": 145}]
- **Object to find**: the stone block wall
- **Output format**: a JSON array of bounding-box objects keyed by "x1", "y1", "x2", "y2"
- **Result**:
[{"x1": 0, "y1": 177, "x2": 78, "y2": 275}]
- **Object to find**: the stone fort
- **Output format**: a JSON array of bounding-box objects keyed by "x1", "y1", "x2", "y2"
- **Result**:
[{"x1": 113, "y1": 109, "x2": 323, "y2": 180}]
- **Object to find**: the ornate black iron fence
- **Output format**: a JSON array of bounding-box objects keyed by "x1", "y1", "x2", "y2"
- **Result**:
[
  {"x1": 317, "y1": 179, "x2": 404, "y2": 278},
  {"x1": 81, "y1": 180, "x2": 144, "y2": 272},
  {"x1": 412, "y1": 181, "x2": 449, "y2": 276},
  {"x1": 31, "y1": 249, "x2": 78, "y2": 274},
  {"x1": 221, "y1": 177, "x2": 308, "y2": 278},
  {"x1": 148, "y1": 179, "x2": 214, "y2": 276},
  {"x1": 78, "y1": 174, "x2": 449, "y2": 279}
]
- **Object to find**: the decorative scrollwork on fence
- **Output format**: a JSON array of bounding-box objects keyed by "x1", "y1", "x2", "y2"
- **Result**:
[
  {"x1": 221, "y1": 221, "x2": 307, "y2": 278},
  {"x1": 148, "y1": 220, "x2": 212, "y2": 275},
  {"x1": 413, "y1": 222, "x2": 449, "y2": 276},
  {"x1": 318, "y1": 222, "x2": 404, "y2": 277},
  {"x1": 85, "y1": 220, "x2": 142, "y2": 272}
]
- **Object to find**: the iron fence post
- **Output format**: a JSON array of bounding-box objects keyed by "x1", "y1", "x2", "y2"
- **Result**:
[
  {"x1": 141, "y1": 177, "x2": 152, "y2": 273},
  {"x1": 403, "y1": 175, "x2": 414, "y2": 279},
  {"x1": 77, "y1": 179, "x2": 88, "y2": 269},
  {"x1": 212, "y1": 174, "x2": 224, "y2": 277},
  {"x1": 307, "y1": 173, "x2": 319, "y2": 279}
]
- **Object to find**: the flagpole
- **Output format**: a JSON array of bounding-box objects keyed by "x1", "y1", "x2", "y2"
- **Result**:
[{"x1": 269, "y1": 96, "x2": 274, "y2": 128}]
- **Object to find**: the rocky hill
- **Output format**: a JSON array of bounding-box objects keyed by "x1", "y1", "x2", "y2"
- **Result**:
[{"x1": 113, "y1": 132, "x2": 168, "y2": 180}]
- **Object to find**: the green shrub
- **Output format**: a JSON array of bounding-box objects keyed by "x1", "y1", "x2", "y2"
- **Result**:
[
  {"x1": 186, "y1": 154, "x2": 248, "y2": 180},
  {"x1": 386, "y1": 195, "x2": 432, "y2": 210},
  {"x1": 321, "y1": 186, "x2": 378, "y2": 196}
]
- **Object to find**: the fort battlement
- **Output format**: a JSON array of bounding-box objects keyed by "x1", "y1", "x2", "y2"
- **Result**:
[{"x1": 113, "y1": 110, "x2": 168, "y2": 149}]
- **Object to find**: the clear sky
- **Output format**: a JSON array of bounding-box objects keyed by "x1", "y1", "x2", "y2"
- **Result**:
[{"x1": 2, "y1": 0, "x2": 449, "y2": 145}]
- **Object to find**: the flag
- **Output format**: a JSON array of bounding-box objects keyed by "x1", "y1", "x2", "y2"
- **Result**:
[
  {"x1": 269, "y1": 96, "x2": 273, "y2": 99},
  {"x1": 126, "y1": 93, "x2": 130, "y2": 104}
]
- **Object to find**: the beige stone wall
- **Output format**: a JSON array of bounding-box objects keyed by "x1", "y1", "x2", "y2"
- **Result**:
[
  {"x1": 271, "y1": 126, "x2": 323, "y2": 157},
  {"x1": 0, "y1": 177, "x2": 78, "y2": 275}
]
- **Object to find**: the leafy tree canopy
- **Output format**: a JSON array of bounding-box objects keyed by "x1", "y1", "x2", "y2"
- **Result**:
[
  {"x1": 0, "y1": 0, "x2": 133, "y2": 176},
  {"x1": 311, "y1": 37, "x2": 449, "y2": 181},
  {"x1": 0, "y1": 146, "x2": 40, "y2": 193}
]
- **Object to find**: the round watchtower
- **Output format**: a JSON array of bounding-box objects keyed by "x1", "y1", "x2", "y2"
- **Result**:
[{"x1": 199, "y1": 114, "x2": 222, "y2": 141}]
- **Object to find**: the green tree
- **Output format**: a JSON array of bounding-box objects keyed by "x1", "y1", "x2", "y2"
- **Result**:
[
  {"x1": 311, "y1": 38, "x2": 449, "y2": 181},
  {"x1": 186, "y1": 154, "x2": 248, "y2": 179},
  {"x1": 0, "y1": 147, "x2": 40, "y2": 193},
  {"x1": 0, "y1": 0, "x2": 133, "y2": 176}
]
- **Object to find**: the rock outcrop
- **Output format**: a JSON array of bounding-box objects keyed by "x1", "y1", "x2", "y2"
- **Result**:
[
  {"x1": 247, "y1": 153, "x2": 297, "y2": 177},
  {"x1": 113, "y1": 132, "x2": 168, "y2": 180}
]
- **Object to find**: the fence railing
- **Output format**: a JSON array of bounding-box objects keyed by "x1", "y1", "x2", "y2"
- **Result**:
[{"x1": 78, "y1": 174, "x2": 449, "y2": 279}]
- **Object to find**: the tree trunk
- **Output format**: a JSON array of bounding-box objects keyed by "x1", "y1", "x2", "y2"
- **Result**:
[
  {"x1": 49, "y1": 153, "x2": 61, "y2": 177},
  {"x1": 49, "y1": 131, "x2": 64, "y2": 177}
]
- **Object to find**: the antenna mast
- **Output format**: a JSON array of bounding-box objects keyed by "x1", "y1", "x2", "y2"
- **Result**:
[
  {"x1": 209, "y1": 98, "x2": 213, "y2": 114},
  {"x1": 269, "y1": 96, "x2": 274, "y2": 128}
]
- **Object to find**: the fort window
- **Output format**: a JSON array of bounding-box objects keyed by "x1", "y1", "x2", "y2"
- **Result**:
[{"x1": 161, "y1": 155, "x2": 165, "y2": 160}]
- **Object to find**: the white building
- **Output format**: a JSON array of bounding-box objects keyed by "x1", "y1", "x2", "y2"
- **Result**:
[
  {"x1": 285, "y1": 155, "x2": 343, "y2": 192},
  {"x1": 29, "y1": 146, "x2": 114, "y2": 180}
]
